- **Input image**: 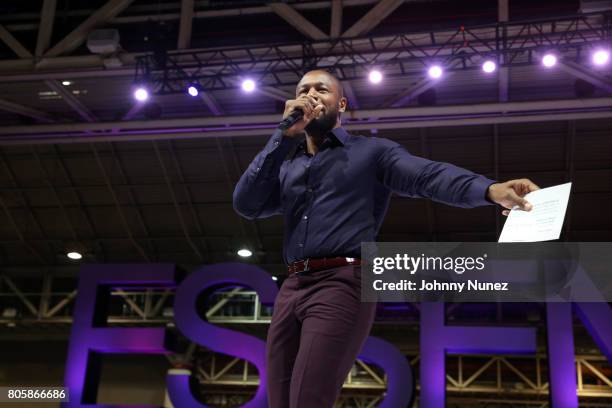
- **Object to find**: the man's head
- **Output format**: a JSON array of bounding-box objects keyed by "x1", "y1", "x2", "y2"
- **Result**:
[{"x1": 295, "y1": 70, "x2": 347, "y2": 136}]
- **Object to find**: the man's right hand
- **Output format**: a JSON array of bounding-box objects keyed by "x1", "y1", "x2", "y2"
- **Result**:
[{"x1": 282, "y1": 95, "x2": 324, "y2": 137}]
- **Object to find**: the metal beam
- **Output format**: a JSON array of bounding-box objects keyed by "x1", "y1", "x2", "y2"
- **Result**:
[
  {"x1": 0, "y1": 99, "x2": 54, "y2": 123},
  {"x1": 383, "y1": 59, "x2": 461, "y2": 107},
  {"x1": 44, "y1": 0, "x2": 134, "y2": 58},
  {"x1": 225, "y1": 76, "x2": 293, "y2": 103},
  {"x1": 199, "y1": 92, "x2": 224, "y2": 116},
  {"x1": 558, "y1": 58, "x2": 612, "y2": 93},
  {"x1": 2, "y1": 110, "x2": 612, "y2": 145},
  {"x1": 382, "y1": 75, "x2": 445, "y2": 108},
  {"x1": 50, "y1": 144, "x2": 105, "y2": 260},
  {"x1": 166, "y1": 140, "x2": 213, "y2": 262},
  {"x1": 107, "y1": 142, "x2": 158, "y2": 260},
  {"x1": 342, "y1": 80, "x2": 360, "y2": 109},
  {"x1": 342, "y1": 0, "x2": 403, "y2": 38},
  {"x1": 177, "y1": 0, "x2": 194, "y2": 49},
  {"x1": 205, "y1": 287, "x2": 243, "y2": 318},
  {"x1": 122, "y1": 103, "x2": 144, "y2": 121},
  {"x1": 30, "y1": 146, "x2": 80, "y2": 243},
  {"x1": 46, "y1": 290, "x2": 77, "y2": 317},
  {"x1": 1, "y1": 1, "x2": 380, "y2": 30},
  {"x1": 330, "y1": 0, "x2": 343, "y2": 38},
  {"x1": 39, "y1": 275, "x2": 52, "y2": 318},
  {"x1": 0, "y1": 59, "x2": 134, "y2": 81},
  {"x1": 152, "y1": 141, "x2": 204, "y2": 262},
  {"x1": 2, "y1": 275, "x2": 39, "y2": 316},
  {"x1": 1, "y1": 97, "x2": 612, "y2": 138},
  {"x1": 0, "y1": 197, "x2": 48, "y2": 264},
  {"x1": 498, "y1": 0, "x2": 509, "y2": 102},
  {"x1": 0, "y1": 24, "x2": 32, "y2": 58},
  {"x1": 257, "y1": 87, "x2": 295, "y2": 102},
  {"x1": 580, "y1": 359, "x2": 612, "y2": 388},
  {"x1": 151, "y1": 289, "x2": 171, "y2": 317},
  {"x1": 215, "y1": 136, "x2": 264, "y2": 252},
  {"x1": 356, "y1": 359, "x2": 384, "y2": 385},
  {"x1": 35, "y1": 0, "x2": 57, "y2": 57},
  {"x1": 0, "y1": 11, "x2": 606, "y2": 84},
  {"x1": 115, "y1": 289, "x2": 146, "y2": 318},
  {"x1": 90, "y1": 143, "x2": 151, "y2": 262},
  {"x1": 44, "y1": 80, "x2": 97, "y2": 122},
  {"x1": 270, "y1": 3, "x2": 329, "y2": 40},
  {"x1": 0, "y1": 149, "x2": 51, "y2": 256}
]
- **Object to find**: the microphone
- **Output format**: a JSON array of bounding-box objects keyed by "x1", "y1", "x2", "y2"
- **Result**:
[{"x1": 277, "y1": 109, "x2": 303, "y2": 130}]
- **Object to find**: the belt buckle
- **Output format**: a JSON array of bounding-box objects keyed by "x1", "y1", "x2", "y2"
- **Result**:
[{"x1": 294, "y1": 258, "x2": 309, "y2": 276}]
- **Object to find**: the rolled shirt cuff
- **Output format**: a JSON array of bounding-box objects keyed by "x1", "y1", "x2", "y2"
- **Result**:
[{"x1": 470, "y1": 177, "x2": 498, "y2": 207}]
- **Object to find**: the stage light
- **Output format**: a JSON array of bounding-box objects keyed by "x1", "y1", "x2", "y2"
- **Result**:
[
  {"x1": 187, "y1": 85, "x2": 199, "y2": 97},
  {"x1": 67, "y1": 251, "x2": 83, "y2": 260},
  {"x1": 2, "y1": 307, "x2": 17, "y2": 318},
  {"x1": 542, "y1": 53, "x2": 557, "y2": 68},
  {"x1": 369, "y1": 70, "x2": 383, "y2": 84},
  {"x1": 242, "y1": 79, "x2": 256, "y2": 93},
  {"x1": 428, "y1": 65, "x2": 443, "y2": 79},
  {"x1": 61, "y1": 80, "x2": 72, "y2": 86},
  {"x1": 133, "y1": 87, "x2": 149, "y2": 102},
  {"x1": 482, "y1": 60, "x2": 497, "y2": 73},
  {"x1": 237, "y1": 248, "x2": 252, "y2": 257},
  {"x1": 592, "y1": 49, "x2": 610, "y2": 66}
]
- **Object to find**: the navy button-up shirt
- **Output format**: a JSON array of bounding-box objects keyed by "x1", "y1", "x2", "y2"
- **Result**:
[{"x1": 233, "y1": 127, "x2": 496, "y2": 264}]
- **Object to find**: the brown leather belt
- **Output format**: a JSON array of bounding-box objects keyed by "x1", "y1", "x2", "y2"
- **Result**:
[{"x1": 287, "y1": 256, "x2": 361, "y2": 275}]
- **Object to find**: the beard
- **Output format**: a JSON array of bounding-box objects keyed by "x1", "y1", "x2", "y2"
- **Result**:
[{"x1": 305, "y1": 108, "x2": 338, "y2": 137}]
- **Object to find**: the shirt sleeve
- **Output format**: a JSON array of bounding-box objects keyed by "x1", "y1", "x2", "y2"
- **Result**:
[
  {"x1": 375, "y1": 138, "x2": 497, "y2": 208},
  {"x1": 233, "y1": 128, "x2": 300, "y2": 219}
]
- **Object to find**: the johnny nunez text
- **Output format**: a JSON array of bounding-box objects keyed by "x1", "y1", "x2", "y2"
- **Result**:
[{"x1": 372, "y1": 279, "x2": 509, "y2": 292}]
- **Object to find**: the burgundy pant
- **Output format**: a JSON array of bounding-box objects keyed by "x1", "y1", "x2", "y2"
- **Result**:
[{"x1": 266, "y1": 265, "x2": 377, "y2": 408}]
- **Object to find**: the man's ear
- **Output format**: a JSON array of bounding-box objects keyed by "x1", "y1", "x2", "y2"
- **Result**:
[{"x1": 338, "y1": 96, "x2": 347, "y2": 112}]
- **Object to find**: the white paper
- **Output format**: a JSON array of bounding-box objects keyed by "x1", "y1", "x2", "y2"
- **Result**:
[{"x1": 498, "y1": 182, "x2": 572, "y2": 243}]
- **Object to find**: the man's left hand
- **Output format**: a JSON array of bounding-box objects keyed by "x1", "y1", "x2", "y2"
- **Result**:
[{"x1": 487, "y1": 178, "x2": 540, "y2": 216}]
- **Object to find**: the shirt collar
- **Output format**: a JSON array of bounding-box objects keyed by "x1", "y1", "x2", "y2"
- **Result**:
[
  {"x1": 291, "y1": 127, "x2": 350, "y2": 159},
  {"x1": 330, "y1": 126, "x2": 350, "y2": 146}
]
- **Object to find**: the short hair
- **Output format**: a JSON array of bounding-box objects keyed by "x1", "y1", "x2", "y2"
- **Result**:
[{"x1": 301, "y1": 69, "x2": 344, "y2": 98}]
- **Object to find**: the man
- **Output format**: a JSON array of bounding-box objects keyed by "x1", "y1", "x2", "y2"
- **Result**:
[{"x1": 233, "y1": 69, "x2": 539, "y2": 407}]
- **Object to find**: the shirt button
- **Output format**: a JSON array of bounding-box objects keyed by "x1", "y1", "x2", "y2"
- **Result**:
[
  {"x1": 307, "y1": 188, "x2": 313, "y2": 193},
  {"x1": 303, "y1": 215, "x2": 308, "y2": 220},
  {"x1": 298, "y1": 243, "x2": 304, "y2": 247}
]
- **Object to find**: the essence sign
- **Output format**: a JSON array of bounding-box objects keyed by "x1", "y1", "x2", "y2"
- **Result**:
[{"x1": 62, "y1": 263, "x2": 611, "y2": 408}]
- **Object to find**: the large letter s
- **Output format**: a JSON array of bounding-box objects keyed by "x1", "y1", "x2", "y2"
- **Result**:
[{"x1": 167, "y1": 263, "x2": 278, "y2": 407}]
